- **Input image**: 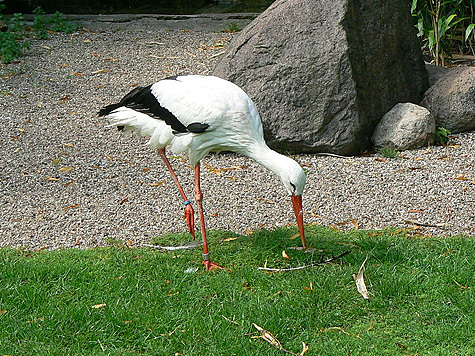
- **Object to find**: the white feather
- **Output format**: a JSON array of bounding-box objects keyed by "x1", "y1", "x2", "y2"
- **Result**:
[{"x1": 104, "y1": 75, "x2": 306, "y2": 196}]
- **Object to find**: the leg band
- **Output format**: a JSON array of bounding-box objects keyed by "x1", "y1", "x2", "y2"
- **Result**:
[{"x1": 202, "y1": 253, "x2": 210, "y2": 261}]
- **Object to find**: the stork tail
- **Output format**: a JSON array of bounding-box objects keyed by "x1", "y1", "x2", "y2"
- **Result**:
[{"x1": 98, "y1": 86, "x2": 145, "y2": 116}]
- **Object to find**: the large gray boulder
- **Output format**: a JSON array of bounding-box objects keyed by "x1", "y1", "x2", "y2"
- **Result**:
[
  {"x1": 213, "y1": 0, "x2": 428, "y2": 155},
  {"x1": 372, "y1": 103, "x2": 435, "y2": 151},
  {"x1": 421, "y1": 66, "x2": 475, "y2": 134}
]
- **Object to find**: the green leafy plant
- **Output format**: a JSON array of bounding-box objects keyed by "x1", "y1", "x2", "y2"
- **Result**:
[
  {"x1": 378, "y1": 148, "x2": 399, "y2": 158},
  {"x1": 0, "y1": 2, "x2": 81, "y2": 63},
  {"x1": 0, "y1": 31, "x2": 30, "y2": 63},
  {"x1": 32, "y1": 6, "x2": 49, "y2": 39},
  {"x1": 435, "y1": 126, "x2": 451, "y2": 145},
  {"x1": 224, "y1": 21, "x2": 242, "y2": 32},
  {"x1": 0, "y1": 11, "x2": 30, "y2": 63},
  {"x1": 50, "y1": 11, "x2": 81, "y2": 33},
  {"x1": 411, "y1": 0, "x2": 475, "y2": 66}
]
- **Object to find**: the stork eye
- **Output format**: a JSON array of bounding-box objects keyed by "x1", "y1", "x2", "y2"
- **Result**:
[{"x1": 290, "y1": 182, "x2": 296, "y2": 191}]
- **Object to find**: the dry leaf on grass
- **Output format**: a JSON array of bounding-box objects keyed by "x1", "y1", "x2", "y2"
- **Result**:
[
  {"x1": 223, "y1": 237, "x2": 238, "y2": 242},
  {"x1": 289, "y1": 232, "x2": 300, "y2": 240},
  {"x1": 354, "y1": 256, "x2": 370, "y2": 299},
  {"x1": 322, "y1": 326, "x2": 362, "y2": 339},
  {"x1": 303, "y1": 280, "x2": 314, "y2": 292},
  {"x1": 252, "y1": 323, "x2": 309, "y2": 355},
  {"x1": 454, "y1": 280, "x2": 470, "y2": 290},
  {"x1": 252, "y1": 323, "x2": 283, "y2": 349},
  {"x1": 91, "y1": 303, "x2": 106, "y2": 309},
  {"x1": 259, "y1": 250, "x2": 351, "y2": 272}
]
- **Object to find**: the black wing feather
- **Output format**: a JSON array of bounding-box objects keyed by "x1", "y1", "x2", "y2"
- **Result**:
[
  {"x1": 99, "y1": 84, "x2": 188, "y2": 134},
  {"x1": 186, "y1": 123, "x2": 209, "y2": 133},
  {"x1": 100, "y1": 78, "x2": 211, "y2": 135},
  {"x1": 98, "y1": 87, "x2": 144, "y2": 116}
]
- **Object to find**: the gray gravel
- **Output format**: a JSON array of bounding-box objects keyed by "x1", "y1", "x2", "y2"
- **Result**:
[{"x1": 1, "y1": 15, "x2": 474, "y2": 250}]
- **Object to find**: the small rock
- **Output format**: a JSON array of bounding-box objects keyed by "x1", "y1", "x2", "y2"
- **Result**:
[
  {"x1": 421, "y1": 66, "x2": 475, "y2": 133},
  {"x1": 372, "y1": 103, "x2": 435, "y2": 150}
]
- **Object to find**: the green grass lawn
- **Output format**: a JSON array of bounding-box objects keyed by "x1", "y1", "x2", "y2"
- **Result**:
[{"x1": 0, "y1": 226, "x2": 474, "y2": 355}]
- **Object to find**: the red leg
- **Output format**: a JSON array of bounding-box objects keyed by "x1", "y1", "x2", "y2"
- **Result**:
[
  {"x1": 158, "y1": 148, "x2": 195, "y2": 239},
  {"x1": 194, "y1": 163, "x2": 224, "y2": 271}
]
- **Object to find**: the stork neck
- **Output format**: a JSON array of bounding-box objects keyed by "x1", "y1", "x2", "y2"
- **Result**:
[
  {"x1": 247, "y1": 144, "x2": 289, "y2": 177},
  {"x1": 245, "y1": 142, "x2": 305, "y2": 196}
]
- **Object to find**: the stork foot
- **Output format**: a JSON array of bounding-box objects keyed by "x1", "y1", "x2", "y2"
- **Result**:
[
  {"x1": 183, "y1": 202, "x2": 195, "y2": 239},
  {"x1": 202, "y1": 260, "x2": 226, "y2": 271}
]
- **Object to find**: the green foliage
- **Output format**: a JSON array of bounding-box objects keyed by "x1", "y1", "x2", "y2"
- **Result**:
[
  {"x1": 377, "y1": 148, "x2": 399, "y2": 158},
  {"x1": 0, "y1": 31, "x2": 29, "y2": 63},
  {"x1": 32, "y1": 8, "x2": 82, "y2": 39},
  {"x1": 0, "y1": 11, "x2": 30, "y2": 64},
  {"x1": 223, "y1": 21, "x2": 242, "y2": 32},
  {"x1": 50, "y1": 11, "x2": 81, "y2": 33},
  {"x1": 32, "y1": 6, "x2": 48, "y2": 39},
  {"x1": 8, "y1": 12, "x2": 26, "y2": 32},
  {"x1": 435, "y1": 126, "x2": 451, "y2": 145},
  {"x1": 0, "y1": 2, "x2": 81, "y2": 63},
  {"x1": 0, "y1": 227, "x2": 474, "y2": 355},
  {"x1": 466, "y1": 23, "x2": 475, "y2": 41},
  {"x1": 411, "y1": 0, "x2": 475, "y2": 66}
]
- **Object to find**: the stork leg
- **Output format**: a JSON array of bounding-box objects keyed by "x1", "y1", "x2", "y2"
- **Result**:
[
  {"x1": 194, "y1": 163, "x2": 224, "y2": 271},
  {"x1": 158, "y1": 148, "x2": 195, "y2": 239}
]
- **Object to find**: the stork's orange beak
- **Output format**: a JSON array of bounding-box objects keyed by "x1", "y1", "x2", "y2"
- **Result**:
[{"x1": 291, "y1": 193, "x2": 306, "y2": 248}]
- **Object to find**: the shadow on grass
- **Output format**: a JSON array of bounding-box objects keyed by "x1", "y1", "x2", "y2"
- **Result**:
[{"x1": 0, "y1": 226, "x2": 473, "y2": 355}]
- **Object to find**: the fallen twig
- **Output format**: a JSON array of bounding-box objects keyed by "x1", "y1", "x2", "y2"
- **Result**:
[
  {"x1": 209, "y1": 50, "x2": 226, "y2": 59},
  {"x1": 314, "y1": 152, "x2": 352, "y2": 159},
  {"x1": 258, "y1": 250, "x2": 351, "y2": 272},
  {"x1": 222, "y1": 315, "x2": 240, "y2": 326},
  {"x1": 403, "y1": 220, "x2": 450, "y2": 229}
]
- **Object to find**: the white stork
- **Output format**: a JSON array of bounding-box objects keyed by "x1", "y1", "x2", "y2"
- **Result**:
[{"x1": 99, "y1": 75, "x2": 306, "y2": 270}]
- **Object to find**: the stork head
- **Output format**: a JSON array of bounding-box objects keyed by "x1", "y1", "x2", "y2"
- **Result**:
[
  {"x1": 279, "y1": 157, "x2": 306, "y2": 196},
  {"x1": 277, "y1": 157, "x2": 307, "y2": 248},
  {"x1": 249, "y1": 148, "x2": 307, "y2": 248}
]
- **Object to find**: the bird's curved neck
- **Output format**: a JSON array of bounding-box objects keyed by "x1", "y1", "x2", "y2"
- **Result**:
[{"x1": 246, "y1": 144, "x2": 289, "y2": 177}]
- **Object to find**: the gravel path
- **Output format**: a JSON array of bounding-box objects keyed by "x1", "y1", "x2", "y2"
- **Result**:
[{"x1": 1, "y1": 16, "x2": 474, "y2": 250}]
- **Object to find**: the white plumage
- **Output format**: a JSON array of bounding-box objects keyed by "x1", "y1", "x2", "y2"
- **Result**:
[{"x1": 100, "y1": 75, "x2": 307, "y2": 270}]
